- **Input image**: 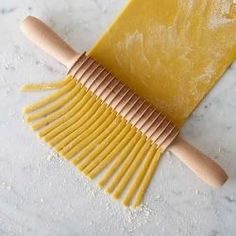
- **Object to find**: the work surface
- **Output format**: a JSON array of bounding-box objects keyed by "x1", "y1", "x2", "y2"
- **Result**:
[{"x1": 0, "y1": 0, "x2": 236, "y2": 235}]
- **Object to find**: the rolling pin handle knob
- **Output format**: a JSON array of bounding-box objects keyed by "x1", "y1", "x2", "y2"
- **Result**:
[
  {"x1": 169, "y1": 136, "x2": 228, "y2": 187},
  {"x1": 21, "y1": 16, "x2": 80, "y2": 69}
]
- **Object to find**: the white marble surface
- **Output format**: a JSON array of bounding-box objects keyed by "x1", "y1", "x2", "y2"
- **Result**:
[{"x1": 0, "y1": 0, "x2": 236, "y2": 235}]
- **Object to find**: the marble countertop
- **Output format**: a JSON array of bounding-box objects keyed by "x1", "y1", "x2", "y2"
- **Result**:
[{"x1": 0, "y1": 0, "x2": 236, "y2": 235}]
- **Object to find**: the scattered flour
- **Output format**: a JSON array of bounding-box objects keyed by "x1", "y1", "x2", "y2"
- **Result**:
[
  {"x1": 208, "y1": 1, "x2": 234, "y2": 29},
  {"x1": 1, "y1": 182, "x2": 12, "y2": 191},
  {"x1": 46, "y1": 150, "x2": 60, "y2": 161}
]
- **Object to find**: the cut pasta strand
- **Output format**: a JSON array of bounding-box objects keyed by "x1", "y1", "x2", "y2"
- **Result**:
[
  {"x1": 20, "y1": 76, "x2": 70, "y2": 92},
  {"x1": 122, "y1": 146, "x2": 157, "y2": 207},
  {"x1": 132, "y1": 148, "x2": 161, "y2": 208}
]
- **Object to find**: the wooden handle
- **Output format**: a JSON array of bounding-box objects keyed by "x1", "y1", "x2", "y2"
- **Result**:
[
  {"x1": 169, "y1": 136, "x2": 228, "y2": 187},
  {"x1": 21, "y1": 16, "x2": 80, "y2": 69},
  {"x1": 21, "y1": 16, "x2": 228, "y2": 187}
]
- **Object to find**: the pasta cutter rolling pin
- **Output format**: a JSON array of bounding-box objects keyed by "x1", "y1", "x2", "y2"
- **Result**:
[{"x1": 20, "y1": 1, "x2": 235, "y2": 207}]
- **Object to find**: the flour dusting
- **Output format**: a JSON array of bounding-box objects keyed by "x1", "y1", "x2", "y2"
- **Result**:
[{"x1": 208, "y1": 1, "x2": 234, "y2": 29}]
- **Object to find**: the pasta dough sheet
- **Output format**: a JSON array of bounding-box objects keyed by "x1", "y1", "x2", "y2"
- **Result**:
[{"x1": 88, "y1": 0, "x2": 236, "y2": 126}]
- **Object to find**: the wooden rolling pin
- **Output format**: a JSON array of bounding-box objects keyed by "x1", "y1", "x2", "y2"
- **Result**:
[{"x1": 21, "y1": 16, "x2": 228, "y2": 187}]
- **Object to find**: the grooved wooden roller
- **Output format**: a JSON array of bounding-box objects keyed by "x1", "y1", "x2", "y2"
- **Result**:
[
  {"x1": 68, "y1": 52, "x2": 179, "y2": 150},
  {"x1": 21, "y1": 16, "x2": 228, "y2": 193}
]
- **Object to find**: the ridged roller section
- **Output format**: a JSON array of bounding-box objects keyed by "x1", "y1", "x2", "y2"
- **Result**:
[{"x1": 68, "y1": 52, "x2": 179, "y2": 151}]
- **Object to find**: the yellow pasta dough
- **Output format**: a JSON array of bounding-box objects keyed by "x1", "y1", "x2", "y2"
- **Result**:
[{"x1": 89, "y1": 0, "x2": 236, "y2": 126}]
